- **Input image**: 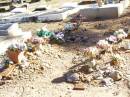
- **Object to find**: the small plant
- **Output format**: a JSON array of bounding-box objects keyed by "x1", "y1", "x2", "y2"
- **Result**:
[{"x1": 111, "y1": 54, "x2": 124, "y2": 66}]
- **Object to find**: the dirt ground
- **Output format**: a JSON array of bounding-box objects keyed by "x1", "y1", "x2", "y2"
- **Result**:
[{"x1": 1, "y1": 2, "x2": 130, "y2": 97}]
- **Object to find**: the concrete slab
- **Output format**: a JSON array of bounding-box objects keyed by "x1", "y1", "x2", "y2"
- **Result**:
[
  {"x1": 37, "y1": 8, "x2": 79, "y2": 22},
  {"x1": 0, "y1": 10, "x2": 54, "y2": 23},
  {"x1": 0, "y1": 23, "x2": 13, "y2": 36},
  {"x1": 0, "y1": 23, "x2": 13, "y2": 30},
  {"x1": 78, "y1": 2, "x2": 128, "y2": 20},
  {"x1": 0, "y1": 30, "x2": 8, "y2": 36}
]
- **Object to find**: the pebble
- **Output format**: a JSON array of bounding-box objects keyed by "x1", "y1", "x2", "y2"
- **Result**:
[
  {"x1": 72, "y1": 56, "x2": 86, "y2": 64},
  {"x1": 86, "y1": 59, "x2": 96, "y2": 68},
  {"x1": 100, "y1": 78, "x2": 114, "y2": 86},
  {"x1": 81, "y1": 74, "x2": 93, "y2": 83},
  {"x1": 80, "y1": 65, "x2": 94, "y2": 74},
  {"x1": 73, "y1": 82, "x2": 85, "y2": 90},
  {"x1": 66, "y1": 72, "x2": 80, "y2": 83},
  {"x1": 109, "y1": 71, "x2": 122, "y2": 81},
  {"x1": 93, "y1": 70, "x2": 104, "y2": 80}
]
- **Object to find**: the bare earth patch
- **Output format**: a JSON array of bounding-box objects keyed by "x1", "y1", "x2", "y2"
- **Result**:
[{"x1": 1, "y1": 12, "x2": 130, "y2": 97}]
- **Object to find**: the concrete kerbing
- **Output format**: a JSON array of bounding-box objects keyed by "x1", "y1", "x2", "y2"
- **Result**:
[
  {"x1": 78, "y1": 2, "x2": 129, "y2": 20},
  {"x1": 37, "y1": 8, "x2": 80, "y2": 22},
  {"x1": 38, "y1": 0, "x2": 130, "y2": 21},
  {"x1": 0, "y1": 0, "x2": 130, "y2": 22}
]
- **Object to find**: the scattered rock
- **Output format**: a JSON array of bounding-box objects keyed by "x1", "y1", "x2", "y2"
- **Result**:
[
  {"x1": 81, "y1": 74, "x2": 93, "y2": 83},
  {"x1": 124, "y1": 42, "x2": 130, "y2": 50},
  {"x1": 72, "y1": 56, "x2": 86, "y2": 64},
  {"x1": 106, "y1": 35, "x2": 118, "y2": 44},
  {"x1": 95, "y1": 23, "x2": 108, "y2": 29},
  {"x1": 100, "y1": 78, "x2": 114, "y2": 86},
  {"x1": 112, "y1": 91, "x2": 119, "y2": 96},
  {"x1": 79, "y1": 65, "x2": 94, "y2": 74},
  {"x1": 0, "y1": 81, "x2": 5, "y2": 86},
  {"x1": 109, "y1": 71, "x2": 122, "y2": 81},
  {"x1": 93, "y1": 70, "x2": 104, "y2": 80},
  {"x1": 73, "y1": 82, "x2": 85, "y2": 90},
  {"x1": 66, "y1": 72, "x2": 80, "y2": 83}
]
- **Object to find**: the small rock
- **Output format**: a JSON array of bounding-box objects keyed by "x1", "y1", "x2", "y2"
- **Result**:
[
  {"x1": 100, "y1": 78, "x2": 114, "y2": 86},
  {"x1": 81, "y1": 74, "x2": 93, "y2": 83},
  {"x1": 80, "y1": 64, "x2": 94, "y2": 74},
  {"x1": 72, "y1": 56, "x2": 86, "y2": 64},
  {"x1": 0, "y1": 81, "x2": 5, "y2": 86},
  {"x1": 73, "y1": 82, "x2": 85, "y2": 90},
  {"x1": 66, "y1": 72, "x2": 80, "y2": 83},
  {"x1": 87, "y1": 59, "x2": 96, "y2": 68},
  {"x1": 112, "y1": 91, "x2": 119, "y2": 96},
  {"x1": 109, "y1": 71, "x2": 122, "y2": 81},
  {"x1": 93, "y1": 70, "x2": 104, "y2": 80}
]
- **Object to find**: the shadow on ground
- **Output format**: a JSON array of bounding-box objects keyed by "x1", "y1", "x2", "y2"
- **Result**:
[{"x1": 55, "y1": 27, "x2": 110, "y2": 53}]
